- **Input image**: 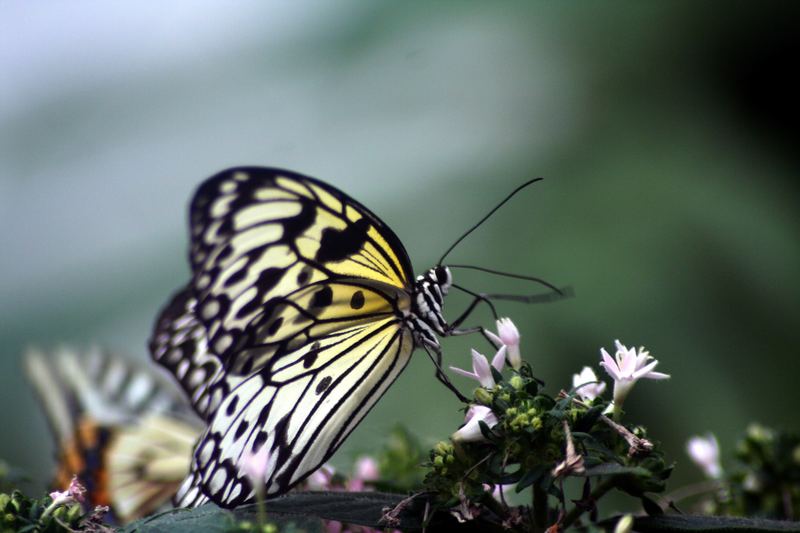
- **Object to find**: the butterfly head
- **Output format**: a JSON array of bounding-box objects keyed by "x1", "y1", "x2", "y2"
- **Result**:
[{"x1": 411, "y1": 266, "x2": 453, "y2": 340}]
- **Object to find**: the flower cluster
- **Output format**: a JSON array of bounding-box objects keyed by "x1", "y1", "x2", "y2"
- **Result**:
[
  {"x1": 0, "y1": 477, "x2": 111, "y2": 532},
  {"x1": 422, "y1": 319, "x2": 673, "y2": 530},
  {"x1": 685, "y1": 424, "x2": 800, "y2": 521}
]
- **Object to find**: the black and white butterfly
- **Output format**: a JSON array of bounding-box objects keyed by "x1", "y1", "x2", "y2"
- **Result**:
[{"x1": 150, "y1": 167, "x2": 560, "y2": 508}]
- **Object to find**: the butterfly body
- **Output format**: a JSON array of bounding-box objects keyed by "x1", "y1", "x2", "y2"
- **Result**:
[{"x1": 152, "y1": 167, "x2": 473, "y2": 508}]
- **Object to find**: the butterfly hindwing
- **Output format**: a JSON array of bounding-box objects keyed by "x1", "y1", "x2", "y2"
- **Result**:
[
  {"x1": 186, "y1": 167, "x2": 414, "y2": 374},
  {"x1": 150, "y1": 285, "x2": 228, "y2": 421},
  {"x1": 188, "y1": 318, "x2": 413, "y2": 506}
]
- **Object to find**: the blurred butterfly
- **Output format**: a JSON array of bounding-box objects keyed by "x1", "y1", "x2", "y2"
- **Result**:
[
  {"x1": 150, "y1": 167, "x2": 562, "y2": 508},
  {"x1": 24, "y1": 346, "x2": 204, "y2": 523}
]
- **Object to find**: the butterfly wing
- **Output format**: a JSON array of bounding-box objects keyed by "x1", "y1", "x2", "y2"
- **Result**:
[
  {"x1": 25, "y1": 347, "x2": 203, "y2": 523},
  {"x1": 156, "y1": 167, "x2": 420, "y2": 507},
  {"x1": 189, "y1": 317, "x2": 413, "y2": 506},
  {"x1": 150, "y1": 285, "x2": 228, "y2": 422}
]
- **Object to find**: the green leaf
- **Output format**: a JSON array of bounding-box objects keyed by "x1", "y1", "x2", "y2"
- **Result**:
[
  {"x1": 581, "y1": 463, "x2": 651, "y2": 478},
  {"x1": 632, "y1": 514, "x2": 800, "y2": 532},
  {"x1": 123, "y1": 492, "x2": 429, "y2": 533},
  {"x1": 515, "y1": 465, "x2": 548, "y2": 493}
]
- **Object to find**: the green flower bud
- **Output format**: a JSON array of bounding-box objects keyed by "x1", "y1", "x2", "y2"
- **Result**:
[
  {"x1": 66, "y1": 503, "x2": 83, "y2": 523},
  {"x1": 500, "y1": 393, "x2": 511, "y2": 402},
  {"x1": 5, "y1": 513, "x2": 16, "y2": 524},
  {"x1": 435, "y1": 441, "x2": 450, "y2": 455},
  {"x1": 474, "y1": 388, "x2": 493, "y2": 405},
  {"x1": 792, "y1": 445, "x2": 800, "y2": 465},
  {"x1": 433, "y1": 456, "x2": 444, "y2": 467},
  {"x1": 264, "y1": 524, "x2": 278, "y2": 533},
  {"x1": 614, "y1": 514, "x2": 634, "y2": 533},
  {"x1": 0, "y1": 493, "x2": 9, "y2": 510},
  {"x1": 446, "y1": 455, "x2": 455, "y2": 464},
  {"x1": 531, "y1": 416, "x2": 543, "y2": 430},
  {"x1": 506, "y1": 407, "x2": 518, "y2": 416},
  {"x1": 509, "y1": 375, "x2": 524, "y2": 390}
]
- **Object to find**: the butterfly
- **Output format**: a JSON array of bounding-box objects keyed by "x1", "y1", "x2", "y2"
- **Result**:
[
  {"x1": 150, "y1": 167, "x2": 557, "y2": 508},
  {"x1": 24, "y1": 346, "x2": 204, "y2": 523}
]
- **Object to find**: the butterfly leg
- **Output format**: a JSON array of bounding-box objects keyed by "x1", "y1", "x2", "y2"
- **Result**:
[
  {"x1": 422, "y1": 341, "x2": 470, "y2": 403},
  {"x1": 447, "y1": 325, "x2": 501, "y2": 352}
]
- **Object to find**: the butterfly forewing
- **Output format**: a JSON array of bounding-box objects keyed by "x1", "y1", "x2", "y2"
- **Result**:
[{"x1": 187, "y1": 168, "x2": 414, "y2": 374}]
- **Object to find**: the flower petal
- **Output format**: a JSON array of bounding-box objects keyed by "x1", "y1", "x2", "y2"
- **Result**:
[{"x1": 491, "y1": 345, "x2": 507, "y2": 373}]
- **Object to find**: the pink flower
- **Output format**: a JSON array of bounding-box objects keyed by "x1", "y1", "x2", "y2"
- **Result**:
[
  {"x1": 306, "y1": 464, "x2": 336, "y2": 490},
  {"x1": 348, "y1": 456, "x2": 380, "y2": 492},
  {"x1": 686, "y1": 433, "x2": 722, "y2": 479},
  {"x1": 599, "y1": 340, "x2": 669, "y2": 411},
  {"x1": 493, "y1": 318, "x2": 522, "y2": 369},
  {"x1": 242, "y1": 446, "x2": 271, "y2": 490},
  {"x1": 572, "y1": 366, "x2": 607, "y2": 401},
  {"x1": 49, "y1": 476, "x2": 86, "y2": 506},
  {"x1": 452, "y1": 405, "x2": 499, "y2": 442},
  {"x1": 450, "y1": 347, "x2": 506, "y2": 388}
]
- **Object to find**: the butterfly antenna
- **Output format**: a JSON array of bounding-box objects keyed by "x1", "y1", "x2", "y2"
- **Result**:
[
  {"x1": 437, "y1": 178, "x2": 543, "y2": 265},
  {"x1": 448, "y1": 264, "x2": 563, "y2": 295}
]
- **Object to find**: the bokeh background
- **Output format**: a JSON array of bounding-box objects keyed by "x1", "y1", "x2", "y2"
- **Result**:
[{"x1": 2, "y1": 0, "x2": 798, "y2": 502}]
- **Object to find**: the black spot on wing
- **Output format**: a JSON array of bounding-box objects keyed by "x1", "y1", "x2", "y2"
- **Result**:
[
  {"x1": 234, "y1": 420, "x2": 249, "y2": 441},
  {"x1": 302, "y1": 342, "x2": 321, "y2": 368},
  {"x1": 226, "y1": 395, "x2": 239, "y2": 416},
  {"x1": 350, "y1": 290, "x2": 365, "y2": 309},
  {"x1": 316, "y1": 376, "x2": 332, "y2": 394},
  {"x1": 267, "y1": 317, "x2": 284, "y2": 336},
  {"x1": 315, "y1": 218, "x2": 370, "y2": 263},
  {"x1": 281, "y1": 197, "x2": 316, "y2": 243},
  {"x1": 252, "y1": 431, "x2": 268, "y2": 453},
  {"x1": 311, "y1": 286, "x2": 333, "y2": 308}
]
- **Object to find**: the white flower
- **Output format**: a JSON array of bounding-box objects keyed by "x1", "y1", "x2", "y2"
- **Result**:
[
  {"x1": 686, "y1": 433, "x2": 722, "y2": 479},
  {"x1": 452, "y1": 405, "x2": 499, "y2": 442},
  {"x1": 599, "y1": 340, "x2": 669, "y2": 410},
  {"x1": 487, "y1": 318, "x2": 522, "y2": 369},
  {"x1": 450, "y1": 346, "x2": 506, "y2": 388},
  {"x1": 572, "y1": 366, "x2": 607, "y2": 401}
]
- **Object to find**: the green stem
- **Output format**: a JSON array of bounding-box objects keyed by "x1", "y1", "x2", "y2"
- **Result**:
[
  {"x1": 533, "y1": 484, "x2": 548, "y2": 531},
  {"x1": 561, "y1": 477, "x2": 615, "y2": 529},
  {"x1": 255, "y1": 487, "x2": 266, "y2": 526}
]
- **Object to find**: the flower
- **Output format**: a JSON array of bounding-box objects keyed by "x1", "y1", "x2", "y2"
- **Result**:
[
  {"x1": 348, "y1": 456, "x2": 380, "y2": 491},
  {"x1": 572, "y1": 366, "x2": 607, "y2": 401},
  {"x1": 450, "y1": 346, "x2": 506, "y2": 388},
  {"x1": 599, "y1": 340, "x2": 669, "y2": 412},
  {"x1": 686, "y1": 433, "x2": 722, "y2": 479},
  {"x1": 49, "y1": 476, "x2": 86, "y2": 506},
  {"x1": 306, "y1": 464, "x2": 336, "y2": 490},
  {"x1": 452, "y1": 405, "x2": 499, "y2": 442},
  {"x1": 242, "y1": 446, "x2": 272, "y2": 490},
  {"x1": 487, "y1": 318, "x2": 522, "y2": 369}
]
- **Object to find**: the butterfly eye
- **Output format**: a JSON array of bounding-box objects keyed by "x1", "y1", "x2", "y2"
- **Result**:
[{"x1": 435, "y1": 266, "x2": 452, "y2": 288}]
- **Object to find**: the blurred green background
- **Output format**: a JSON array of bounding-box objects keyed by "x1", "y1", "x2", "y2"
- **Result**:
[{"x1": 2, "y1": 1, "x2": 798, "y2": 500}]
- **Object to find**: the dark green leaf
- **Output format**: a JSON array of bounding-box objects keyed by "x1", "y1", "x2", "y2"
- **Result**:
[
  {"x1": 641, "y1": 495, "x2": 663, "y2": 516},
  {"x1": 515, "y1": 465, "x2": 548, "y2": 493}
]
